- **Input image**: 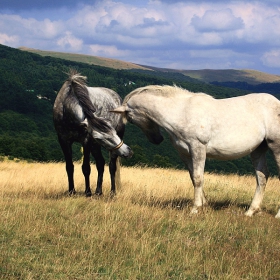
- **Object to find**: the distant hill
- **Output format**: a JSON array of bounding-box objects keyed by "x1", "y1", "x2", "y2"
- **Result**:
[
  {"x1": 144, "y1": 67, "x2": 280, "y2": 85},
  {"x1": 19, "y1": 47, "x2": 280, "y2": 85},
  {"x1": 18, "y1": 47, "x2": 150, "y2": 71}
]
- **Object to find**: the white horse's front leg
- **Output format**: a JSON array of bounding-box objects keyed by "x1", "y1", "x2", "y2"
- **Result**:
[
  {"x1": 186, "y1": 146, "x2": 207, "y2": 214},
  {"x1": 191, "y1": 178, "x2": 207, "y2": 214}
]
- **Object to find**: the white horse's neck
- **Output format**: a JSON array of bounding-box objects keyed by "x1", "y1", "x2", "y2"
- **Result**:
[{"x1": 138, "y1": 92, "x2": 188, "y2": 135}]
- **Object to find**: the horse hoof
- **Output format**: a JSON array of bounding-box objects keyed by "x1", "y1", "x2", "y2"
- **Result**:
[
  {"x1": 190, "y1": 207, "x2": 199, "y2": 215},
  {"x1": 245, "y1": 207, "x2": 260, "y2": 217},
  {"x1": 245, "y1": 209, "x2": 255, "y2": 217},
  {"x1": 244, "y1": 211, "x2": 253, "y2": 217},
  {"x1": 94, "y1": 192, "x2": 103, "y2": 196},
  {"x1": 85, "y1": 192, "x2": 92, "y2": 197},
  {"x1": 69, "y1": 190, "x2": 76, "y2": 196},
  {"x1": 109, "y1": 191, "x2": 116, "y2": 198}
]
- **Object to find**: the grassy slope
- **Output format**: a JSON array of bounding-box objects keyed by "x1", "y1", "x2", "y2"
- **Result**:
[
  {"x1": 180, "y1": 69, "x2": 280, "y2": 84},
  {"x1": 1, "y1": 160, "x2": 280, "y2": 279},
  {"x1": 18, "y1": 47, "x2": 150, "y2": 71},
  {"x1": 145, "y1": 67, "x2": 280, "y2": 85},
  {"x1": 19, "y1": 47, "x2": 280, "y2": 85}
]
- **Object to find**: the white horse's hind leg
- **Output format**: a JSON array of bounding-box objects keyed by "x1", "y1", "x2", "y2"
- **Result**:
[
  {"x1": 267, "y1": 142, "x2": 280, "y2": 218},
  {"x1": 246, "y1": 143, "x2": 269, "y2": 217}
]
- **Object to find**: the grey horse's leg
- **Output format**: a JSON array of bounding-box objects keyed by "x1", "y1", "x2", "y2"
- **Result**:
[
  {"x1": 82, "y1": 142, "x2": 92, "y2": 197},
  {"x1": 267, "y1": 140, "x2": 280, "y2": 218},
  {"x1": 91, "y1": 144, "x2": 105, "y2": 195},
  {"x1": 246, "y1": 142, "x2": 269, "y2": 217},
  {"x1": 58, "y1": 137, "x2": 75, "y2": 195},
  {"x1": 109, "y1": 153, "x2": 118, "y2": 195},
  {"x1": 184, "y1": 145, "x2": 207, "y2": 214}
]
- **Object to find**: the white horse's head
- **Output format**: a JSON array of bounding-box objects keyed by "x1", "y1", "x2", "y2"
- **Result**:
[{"x1": 111, "y1": 104, "x2": 164, "y2": 145}]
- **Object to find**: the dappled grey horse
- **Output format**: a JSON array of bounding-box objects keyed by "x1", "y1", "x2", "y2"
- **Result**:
[
  {"x1": 112, "y1": 85, "x2": 280, "y2": 218},
  {"x1": 53, "y1": 70, "x2": 132, "y2": 196}
]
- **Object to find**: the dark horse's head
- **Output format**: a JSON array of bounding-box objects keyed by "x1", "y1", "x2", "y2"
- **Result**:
[
  {"x1": 84, "y1": 115, "x2": 133, "y2": 158},
  {"x1": 53, "y1": 70, "x2": 133, "y2": 158}
]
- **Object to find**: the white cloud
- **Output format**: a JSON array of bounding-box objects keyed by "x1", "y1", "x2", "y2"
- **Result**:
[
  {"x1": 191, "y1": 8, "x2": 244, "y2": 32},
  {"x1": 1, "y1": 0, "x2": 280, "y2": 73},
  {"x1": 57, "y1": 32, "x2": 83, "y2": 51},
  {"x1": 89, "y1": 44, "x2": 128, "y2": 58},
  {"x1": 262, "y1": 50, "x2": 280, "y2": 68},
  {"x1": 0, "y1": 32, "x2": 18, "y2": 45}
]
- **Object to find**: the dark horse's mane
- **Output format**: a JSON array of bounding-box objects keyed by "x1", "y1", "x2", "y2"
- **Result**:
[{"x1": 67, "y1": 69, "x2": 112, "y2": 133}]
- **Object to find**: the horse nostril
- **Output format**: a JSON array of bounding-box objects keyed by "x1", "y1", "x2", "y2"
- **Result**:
[{"x1": 124, "y1": 147, "x2": 133, "y2": 158}]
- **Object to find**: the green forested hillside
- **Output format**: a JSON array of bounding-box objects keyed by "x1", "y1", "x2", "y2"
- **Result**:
[{"x1": 0, "y1": 44, "x2": 278, "y2": 175}]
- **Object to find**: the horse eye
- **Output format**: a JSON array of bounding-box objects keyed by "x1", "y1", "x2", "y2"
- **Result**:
[{"x1": 127, "y1": 114, "x2": 133, "y2": 122}]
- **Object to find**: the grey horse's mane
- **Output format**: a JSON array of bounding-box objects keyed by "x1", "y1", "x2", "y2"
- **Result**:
[
  {"x1": 67, "y1": 69, "x2": 113, "y2": 133},
  {"x1": 123, "y1": 85, "x2": 211, "y2": 104}
]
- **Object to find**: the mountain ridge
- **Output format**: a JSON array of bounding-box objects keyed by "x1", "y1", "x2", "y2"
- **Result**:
[{"x1": 19, "y1": 46, "x2": 280, "y2": 85}]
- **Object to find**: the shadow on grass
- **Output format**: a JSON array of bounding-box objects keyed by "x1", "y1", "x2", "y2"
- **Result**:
[
  {"x1": 40, "y1": 191, "x2": 119, "y2": 202},
  {"x1": 130, "y1": 195, "x2": 252, "y2": 213},
  {"x1": 10, "y1": 190, "x2": 277, "y2": 217},
  {"x1": 208, "y1": 200, "x2": 249, "y2": 211},
  {"x1": 3, "y1": 190, "x2": 93, "y2": 200},
  {"x1": 130, "y1": 195, "x2": 191, "y2": 210}
]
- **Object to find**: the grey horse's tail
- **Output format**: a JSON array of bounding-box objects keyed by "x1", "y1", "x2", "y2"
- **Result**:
[
  {"x1": 115, "y1": 157, "x2": 122, "y2": 189},
  {"x1": 67, "y1": 69, "x2": 112, "y2": 133}
]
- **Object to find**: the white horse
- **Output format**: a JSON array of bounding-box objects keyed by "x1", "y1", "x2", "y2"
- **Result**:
[{"x1": 112, "y1": 85, "x2": 280, "y2": 218}]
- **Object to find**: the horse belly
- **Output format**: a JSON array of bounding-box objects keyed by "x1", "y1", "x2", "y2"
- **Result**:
[{"x1": 206, "y1": 128, "x2": 264, "y2": 160}]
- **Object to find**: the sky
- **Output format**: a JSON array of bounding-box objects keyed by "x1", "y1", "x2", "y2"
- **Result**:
[{"x1": 1, "y1": 0, "x2": 280, "y2": 74}]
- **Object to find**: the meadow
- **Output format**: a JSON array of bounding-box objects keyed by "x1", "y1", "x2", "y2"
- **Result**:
[{"x1": 0, "y1": 159, "x2": 280, "y2": 279}]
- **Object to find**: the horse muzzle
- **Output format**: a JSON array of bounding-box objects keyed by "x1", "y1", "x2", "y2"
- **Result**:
[
  {"x1": 149, "y1": 134, "x2": 164, "y2": 145},
  {"x1": 111, "y1": 141, "x2": 133, "y2": 158},
  {"x1": 121, "y1": 144, "x2": 133, "y2": 158}
]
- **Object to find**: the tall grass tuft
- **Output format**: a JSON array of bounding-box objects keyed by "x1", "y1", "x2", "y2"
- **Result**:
[{"x1": 0, "y1": 160, "x2": 280, "y2": 279}]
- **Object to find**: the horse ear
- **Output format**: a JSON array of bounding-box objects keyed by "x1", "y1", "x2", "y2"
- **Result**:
[{"x1": 110, "y1": 105, "x2": 128, "y2": 114}]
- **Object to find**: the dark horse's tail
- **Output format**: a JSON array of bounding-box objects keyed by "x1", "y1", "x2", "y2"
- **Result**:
[{"x1": 67, "y1": 69, "x2": 112, "y2": 133}]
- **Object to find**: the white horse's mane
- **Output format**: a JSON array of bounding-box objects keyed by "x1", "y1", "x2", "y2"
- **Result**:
[{"x1": 123, "y1": 85, "x2": 211, "y2": 104}]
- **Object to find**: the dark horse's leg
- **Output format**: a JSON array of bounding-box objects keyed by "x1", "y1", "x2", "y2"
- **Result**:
[
  {"x1": 109, "y1": 154, "x2": 118, "y2": 195},
  {"x1": 58, "y1": 136, "x2": 75, "y2": 195},
  {"x1": 82, "y1": 141, "x2": 92, "y2": 197},
  {"x1": 109, "y1": 126, "x2": 124, "y2": 195},
  {"x1": 91, "y1": 143, "x2": 105, "y2": 195}
]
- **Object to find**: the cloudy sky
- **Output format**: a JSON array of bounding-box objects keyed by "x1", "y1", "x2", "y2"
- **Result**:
[{"x1": 1, "y1": 0, "x2": 280, "y2": 74}]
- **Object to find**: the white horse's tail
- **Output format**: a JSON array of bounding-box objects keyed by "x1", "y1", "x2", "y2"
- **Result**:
[{"x1": 115, "y1": 157, "x2": 122, "y2": 189}]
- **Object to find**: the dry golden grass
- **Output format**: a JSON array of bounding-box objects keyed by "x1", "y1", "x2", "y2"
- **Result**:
[{"x1": 1, "y1": 160, "x2": 280, "y2": 279}]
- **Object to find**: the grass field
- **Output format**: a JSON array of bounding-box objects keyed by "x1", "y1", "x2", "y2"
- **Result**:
[{"x1": 1, "y1": 160, "x2": 280, "y2": 279}]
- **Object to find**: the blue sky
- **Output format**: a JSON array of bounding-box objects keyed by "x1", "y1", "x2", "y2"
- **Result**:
[{"x1": 1, "y1": 0, "x2": 280, "y2": 74}]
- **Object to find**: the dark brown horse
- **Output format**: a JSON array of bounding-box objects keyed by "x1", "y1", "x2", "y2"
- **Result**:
[{"x1": 53, "y1": 70, "x2": 132, "y2": 196}]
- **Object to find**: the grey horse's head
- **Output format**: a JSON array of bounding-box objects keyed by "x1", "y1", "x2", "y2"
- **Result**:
[{"x1": 82, "y1": 117, "x2": 133, "y2": 158}]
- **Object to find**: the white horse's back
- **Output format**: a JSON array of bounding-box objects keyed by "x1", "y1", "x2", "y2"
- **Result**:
[{"x1": 184, "y1": 93, "x2": 280, "y2": 160}]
